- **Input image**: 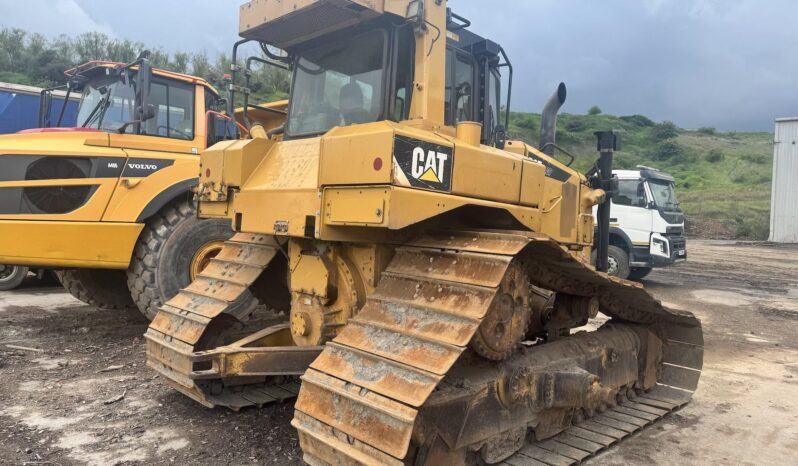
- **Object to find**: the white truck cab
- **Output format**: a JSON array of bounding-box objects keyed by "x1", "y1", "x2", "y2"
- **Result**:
[{"x1": 593, "y1": 166, "x2": 687, "y2": 280}]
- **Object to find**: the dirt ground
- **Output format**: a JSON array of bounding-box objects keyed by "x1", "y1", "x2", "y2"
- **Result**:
[{"x1": 1, "y1": 240, "x2": 797, "y2": 466}]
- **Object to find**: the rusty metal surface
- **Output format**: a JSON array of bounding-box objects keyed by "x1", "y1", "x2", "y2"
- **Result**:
[
  {"x1": 292, "y1": 230, "x2": 703, "y2": 465},
  {"x1": 145, "y1": 232, "x2": 312, "y2": 409},
  {"x1": 294, "y1": 238, "x2": 514, "y2": 461}
]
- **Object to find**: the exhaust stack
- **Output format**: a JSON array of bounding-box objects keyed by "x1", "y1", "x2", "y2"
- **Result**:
[{"x1": 540, "y1": 83, "x2": 567, "y2": 156}]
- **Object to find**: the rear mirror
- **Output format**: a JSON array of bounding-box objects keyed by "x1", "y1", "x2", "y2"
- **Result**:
[{"x1": 136, "y1": 56, "x2": 154, "y2": 122}]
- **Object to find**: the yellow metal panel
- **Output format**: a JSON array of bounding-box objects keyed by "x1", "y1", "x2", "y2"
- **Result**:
[
  {"x1": 318, "y1": 186, "x2": 541, "y2": 237},
  {"x1": 106, "y1": 134, "x2": 201, "y2": 155},
  {"x1": 103, "y1": 154, "x2": 199, "y2": 222},
  {"x1": 0, "y1": 220, "x2": 142, "y2": 269},
  {"x1": 198, "y1": 201, "x2": 229, "y2": 219},
  {"x1": 520, "y1": 160, "x2": 546, "y2": 207},
  {"x1": 291, "y1": 254, "x2": 330, "y2": 298},
  {"x1": 235, "y1": 189, "x2": 320, "y2": 237},
  {"x1": 319, "y1": 123, "x2": 393, "y2": 186},
  {"x1": 579, "y1": 213, "x2": 595, "y2": 245},
  {"x1": 451, "y1": 144, "x2": 523, "y2": 203},
  {"x1": 324, "y1": 188, "x2": 387, "y2": 225},
  {"x1": 242, "y1": 137, "x2": 321, "y2": 190}
]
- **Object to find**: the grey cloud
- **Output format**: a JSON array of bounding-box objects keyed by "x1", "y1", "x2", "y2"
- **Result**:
[{"x1": 2, "y1": 0, "x2": 795, "y2": 130}]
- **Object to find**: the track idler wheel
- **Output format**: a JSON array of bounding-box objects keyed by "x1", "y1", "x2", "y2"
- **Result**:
[{"x1": 470, "y1": 262, "x2": 532, "y2": 361}]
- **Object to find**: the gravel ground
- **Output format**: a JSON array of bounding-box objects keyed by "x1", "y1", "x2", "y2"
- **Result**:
[{"x1": 1, "y1": 240, "x2": 796, "y2": 466}]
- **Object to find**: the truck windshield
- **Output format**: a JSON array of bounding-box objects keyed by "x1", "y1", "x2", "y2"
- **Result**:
[
  {"x1": 286, "y1": 29, "x2": 387, "y2": 137},
  {"x1": 77, "y1": 74, "x2": 196, "y2": 140},
  {"x1": 648, "y1": 180, "x2": 680, "y2": 210},
  {"x1": 78, "y1": 78, "x2": 136, "y2": 132}
]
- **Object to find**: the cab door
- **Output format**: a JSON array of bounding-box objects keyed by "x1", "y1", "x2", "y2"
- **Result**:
[
  {"x1": 608, "y1": 178, "x2": 653, "y2": 247},
  {"x1": 101, "y1": 78, "x2": 206, "y2": 222}
]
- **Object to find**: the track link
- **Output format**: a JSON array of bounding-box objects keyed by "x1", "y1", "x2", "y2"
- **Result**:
[
  {"x1": 292, "y1": 230, "x2": 703, "y2": 465},
  {"x1": 144, "y1": 232, "x2": 301, "y2": 408}
]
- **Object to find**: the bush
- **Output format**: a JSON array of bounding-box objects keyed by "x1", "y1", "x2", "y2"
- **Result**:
[
  {"x1": 654, "y1": 141, "x2": 683, "y2": 160},
  {"x1": 698, "y1": 127, "x2": 716, "y2": 135},
  {"x1": 706, "y1": 149, "x2": 725, "y2": 163},
  {"x1": 565, "y1": 119, "x2": 586, "y2": 132},
  {"x1": 588, "y1": 106, "x2": 602, "y2": 116},
  {"x1": 651, "y1": 121, "x2": 679, "y2": 141},
  {"x1": 619, "y1": 114, "x2": 655, "y2": 127},
  {"x1": 514, "y1": 114, "x2": 536, "y2": 130},
  {"x1": 741, "y1": 153, "x2": 769, "y2": 165}
]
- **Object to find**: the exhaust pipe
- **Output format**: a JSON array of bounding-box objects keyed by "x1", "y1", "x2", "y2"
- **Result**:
[{"x1": 540, "y1": 82, "x2": 567, "y2": 156}]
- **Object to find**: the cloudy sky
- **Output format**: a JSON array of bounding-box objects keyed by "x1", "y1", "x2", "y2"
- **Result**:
[{"x1": 2, "y1": 0, "x2": 796, "y2": 131}]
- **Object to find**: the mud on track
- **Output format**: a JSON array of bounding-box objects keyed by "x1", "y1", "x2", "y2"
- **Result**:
[{"x1": 1, "y1": 239, "x2": 797, "y2": 465}]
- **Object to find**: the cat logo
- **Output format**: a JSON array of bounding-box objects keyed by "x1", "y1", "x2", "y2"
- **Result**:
[
  {"x1": 393, "y1": 135, "x2": 453, "y2": 192},
  {"x1": 411, "y1": 147, "x2": 449, "y2": 184}
]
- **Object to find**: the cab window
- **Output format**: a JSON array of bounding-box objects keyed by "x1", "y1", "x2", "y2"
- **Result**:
[
  {"x1": 444, "y1": 49, "x2": 476, "y2": 126},
  {"x1": 142, "y1": 79, "x2": 195, "y2": 140},
  {"x1": 613, "y1": 180, "x2": 647, "y2": 207},
  {"x1": 391, "y1": 25, "x2": 415, "y2": 121}
]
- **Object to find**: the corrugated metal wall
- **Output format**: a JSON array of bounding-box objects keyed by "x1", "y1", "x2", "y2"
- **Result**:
[{"x1": 770, "y1": 118, "x2": 798, "y2": 243}]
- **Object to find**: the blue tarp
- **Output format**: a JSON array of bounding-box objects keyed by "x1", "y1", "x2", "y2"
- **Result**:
[{"x1": 0, "y1": 90, "x2": 79, "y2": 134}]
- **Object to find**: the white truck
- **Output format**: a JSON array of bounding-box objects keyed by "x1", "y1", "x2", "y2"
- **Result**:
[{"x1": 593, "y1": 166, "x2": 687, "y2": 280}]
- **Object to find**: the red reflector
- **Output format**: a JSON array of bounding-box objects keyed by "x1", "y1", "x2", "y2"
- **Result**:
[{"x1": 373, "y1": 157, "x2": 383, "y2": 171}]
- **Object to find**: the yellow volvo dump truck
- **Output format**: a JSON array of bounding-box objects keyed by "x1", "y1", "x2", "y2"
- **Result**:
[
  {"x1": 0, "y1": 55, "x2": 285, "y2": 319},
  {"x1": 146, "y1": 1, "x2": 704, "y2": 465}
]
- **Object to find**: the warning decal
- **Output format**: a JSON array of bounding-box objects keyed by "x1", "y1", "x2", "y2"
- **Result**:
[{"x1": 393, "y1": 135, "x2": 453, "y2": 192}]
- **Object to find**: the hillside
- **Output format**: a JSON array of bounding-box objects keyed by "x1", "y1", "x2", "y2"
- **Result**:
[
  {"x1": 1, "y1": 28, "x2": 774, "y2": 239},
  {"x1": 508, "y1": 112, "x2": 774, "y2": 240}
]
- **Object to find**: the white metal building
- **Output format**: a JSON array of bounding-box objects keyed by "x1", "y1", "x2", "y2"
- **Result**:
[{"x1": 770, "y1": 118, "x2": 798, "y2": 243}]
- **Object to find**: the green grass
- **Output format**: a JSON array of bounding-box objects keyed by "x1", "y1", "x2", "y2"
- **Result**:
[{"x1": 508, "y1": 112, "x2": 774, "y2": 240}]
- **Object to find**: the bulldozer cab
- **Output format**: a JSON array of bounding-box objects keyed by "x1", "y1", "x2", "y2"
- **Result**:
[{"x1": 239, "y1": 1, "x2": 510, "y2": 144}]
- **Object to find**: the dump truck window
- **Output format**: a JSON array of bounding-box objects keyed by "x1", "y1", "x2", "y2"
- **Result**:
[
  {"x1": 613, "y1": 180, "x2": 647, "y2": 207},
  {"x1": 143, "y1": 80, "x2": 195, "y2": 140},
  {"x1": 287, "y1": 29, "x2": 387, "y2": 137}
]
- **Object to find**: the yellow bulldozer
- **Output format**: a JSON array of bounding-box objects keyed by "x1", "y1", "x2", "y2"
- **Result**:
[
  {"x1": 0, "y1": 55, "x2": 285, "y2": 319},
  {"x1": 145, "y1": 1, "x2": 704, "y2": 464}
]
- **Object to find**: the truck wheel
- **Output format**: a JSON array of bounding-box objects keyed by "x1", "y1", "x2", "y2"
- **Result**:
[
  {"x1": 127, "y1": 201, "x2": 243, "y2": 321},
  {"x1": 629, "y1": 267, "x2": 652, "y2": 281},
  {"x1": 55, "y1": 269, "x2": 135, "y2": 309},
  {"x1": 0, "y1": 265, "x2": 29, "y2": 291},
  {"x1": 592, "y1": 245, "x2": 631, "y2": 280}
]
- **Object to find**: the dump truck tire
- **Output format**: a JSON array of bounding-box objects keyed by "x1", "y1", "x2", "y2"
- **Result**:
[
  {"x1": 592, "y1": 245, "x2": 631, "y2": 280},
  {"x1": 629, "y1": 266, "x2": 653, "y2": 281},
  {"x1": 56, "y1": 269, "x2": 134, "y2": 309},
  {"x1": 127, "y1": 200, "x2": 245, "y2": 321},
  {"x1": 0, "y1": 265, "x2": 29, "y2": 291}
]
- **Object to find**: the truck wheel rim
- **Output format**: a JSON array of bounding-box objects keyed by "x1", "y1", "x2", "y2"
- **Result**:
[
  {"x1": 190, "y1": 241, "x2": 225, "y2": 281},
  {"x1": 607, "y1": 256, "x2": 619, "y2": 276},
  {"x1": 0, "y1": 265, "x2": 18, "y2": 282}
]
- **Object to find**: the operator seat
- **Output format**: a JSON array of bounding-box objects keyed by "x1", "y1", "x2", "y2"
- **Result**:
[{"x1": 339, "y1": 83, "x2": 370, "y2": 126}]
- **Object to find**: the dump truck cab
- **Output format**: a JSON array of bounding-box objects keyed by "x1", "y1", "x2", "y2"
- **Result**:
[
  {"x1": 0, "y1": 57, "x2": 286, "y2": 318},
  {"x1": 593, "y1": 166, "x2": 687, "y2": 280}
]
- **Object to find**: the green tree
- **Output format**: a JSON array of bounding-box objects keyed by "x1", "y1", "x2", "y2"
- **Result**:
[
  {"x1": 588, "y1": 105, "x2": 602, "y2": 116},
  {"x1": 651, "y1": 121, "x2": 679, "y2": 141}
]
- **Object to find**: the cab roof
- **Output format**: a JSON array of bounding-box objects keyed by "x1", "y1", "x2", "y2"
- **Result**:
[
  {"x1": 615, "y1": 168, "x2": 676, "y2": 183},
  {"x1": 65, "y1": 61, "x2": 217, "y2": 95}
]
